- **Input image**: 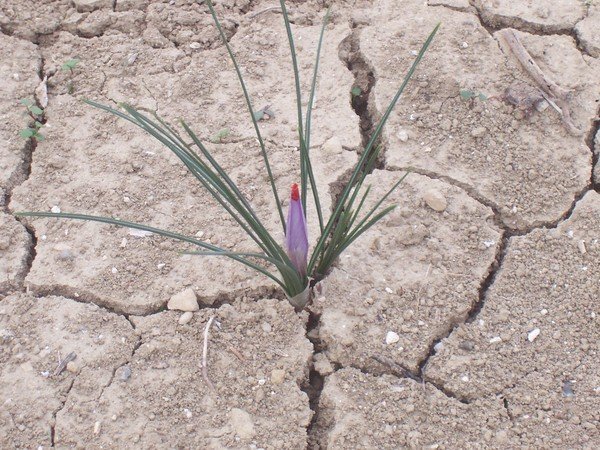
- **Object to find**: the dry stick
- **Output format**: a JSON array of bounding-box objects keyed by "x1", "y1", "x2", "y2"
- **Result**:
[
  {"x1": 201, "y1": 316, "x2": 217, "y2": 393},
  {"x1": 371, "y1": 355, "x2": 420, "y2": 382},
  {"x1": 247, "y1": 6, "x2": 282, "y2": 19},
  {"x1": 228, "y1": 345, "x2": 246, "y2": 362},
  {"x1": 415, "y1": 263, "x2": 432, "y2": 315},
  {"x1": 53, "y1": 351, "x2": 77, "y2": 377},
  {"x1": 498, "y1": 29, "x2": 583, "y2": 136}
]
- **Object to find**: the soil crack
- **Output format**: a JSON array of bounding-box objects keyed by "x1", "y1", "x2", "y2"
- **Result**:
[
  {"x1": 338, "y1": 24, "x2": 379, "y2": 162},
  {"x1": 5, "y1": 52, "x2": 47, "y2": 295},
  {"x1": 303, "y1": 309, "x2": 326, "y2": 449},
  {"x1": 50, "y1": 377, "x2": 75, "y2": 447}
]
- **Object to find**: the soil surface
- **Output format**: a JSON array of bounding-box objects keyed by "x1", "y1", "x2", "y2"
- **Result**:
[{"x1": 1, "y1": 0, "x2": 599, "y2": 448}]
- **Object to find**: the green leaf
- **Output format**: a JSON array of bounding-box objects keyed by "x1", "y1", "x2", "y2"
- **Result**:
[
  {"x1": 19, "y1": 98, "x2": 33, "y2": 107},
  {"x1": 61, "y1": 58, "x2": 80, "y2": 70},
  {"x1": 34, "y1": 133, "x2": 45, "y2": 141},
  {"x1": 19, "y1": 128, "x2": 35, "y2": 138},
  {"x1": 30, "y1": 106, "x2": 43, "y2": 116},
  {"x1": 309, "y1": 23, "x2": 440, "y2": 275},
  {"x1": 211, "y1": 128, "x2": 230, "y2": 142},
  {"x1": 205, "y1": 0, "x2": 286, "y2": 234},
  {"x1": 34, "y1": 121, "x2": 43, "y2": 129},
  {"x1": 478, "y1": 93, "x2": 488, "y2": 101},
  {"x1": 15, "y1": 210, "x2": 288, "y2": 289},
  {"x1": 460, "y1": 89, "x2": 475, "y2": 100},
  {"x1": 351, "y1": 86, "x2": 362, "y2": 97}
]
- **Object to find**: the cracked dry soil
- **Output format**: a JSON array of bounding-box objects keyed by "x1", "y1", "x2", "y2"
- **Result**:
[{"x1": 1, "y1": 0, "x2": 599, "y2": 448}]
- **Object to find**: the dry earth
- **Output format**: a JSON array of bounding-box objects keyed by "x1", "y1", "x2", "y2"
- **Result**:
[{"x1": 1, "y1": 0, "x2": 599, "y2": 448}]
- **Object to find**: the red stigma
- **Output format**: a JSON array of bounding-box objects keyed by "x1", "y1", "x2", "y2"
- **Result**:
[{"x1": 291, "y1": 183, "x2": 300, "y2": 201}]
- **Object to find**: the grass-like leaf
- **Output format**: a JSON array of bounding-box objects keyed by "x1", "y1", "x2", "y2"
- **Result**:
[{"x1": 17, "y1": 1, "x2": 439, "y2": 310}]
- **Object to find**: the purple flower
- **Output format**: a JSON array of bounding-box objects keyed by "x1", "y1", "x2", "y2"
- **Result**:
[{"x1": 285, "y1": 183, "x2": 308, "y2": 278}]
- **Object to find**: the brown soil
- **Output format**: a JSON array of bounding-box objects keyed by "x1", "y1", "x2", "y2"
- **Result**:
[{"x1": 1, "y1": 0, "x2": 599, "y2": 448}]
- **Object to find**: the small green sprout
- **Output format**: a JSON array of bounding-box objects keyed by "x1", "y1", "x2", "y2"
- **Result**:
[
  {"x1": 61, "y1": 58, "x2": 80, "y2": 94},
  {"x1": 19, "y1": 99, "x2": 44, "y2": 141},
  {"x1": 253, "y1": 105, "x2": 275, "y2": 121},
  {"x1": 460, "y1": 89, "x2": 487, "y2": 101},
  {"x1": 211, "y1": 128, "x2": 230, "y2": 143},
  {"x1": 61, "y1": 58, "x2": 80, "y2": 72},
  {"x1": 351, "y1": 86, "x2": 362, "y2": 97}
]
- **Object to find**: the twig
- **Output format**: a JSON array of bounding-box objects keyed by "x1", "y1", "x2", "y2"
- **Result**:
[
  {"x1": 415, "y1": 263, "x2": 432, "y2": 315},
  {"x1": 201, "y1": 316, "x2": 217, "y2": 392},
  {"x1": 53, "y1": 351, "x2": 77, "y2": 376},
  {"x1": 247, "y1": 6, "x2": 282, "y2": 19},
  {"x1": 498, "y1": 29, "x2": 583, "y2": 136},
  {"x1": 371, "y1": 355, "x2": 421, "y2": 382},
  {"x1": 228, "y1": 345, "x2": 246, "y2": 362}
]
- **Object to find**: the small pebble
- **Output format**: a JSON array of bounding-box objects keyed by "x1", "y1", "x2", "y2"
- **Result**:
[
  {"x1": 183, "y1": 408, "x2": 193, "y2": 419},
  {"x1": 489, "y1": 336, "x2": 502, "y2": 344},
  {"x1": 167, "y1": 288, "x2": 199, "y2": 312},
  {"x1": 562, "y1": 380, "x2": 574, "y2": 397},
  {"x1": 386, "y1": 331, "x2": 400, "y2": 345},
  {"x1": 189, "y1": 42, "x2": 201, "y2": 49},
  {"x1": 66, "y1": 361, "x2": 79, "y2": 374},
  {"x1": 470, "y1": 127, "x2": 487, "y2": 138},
  {"x1": 111, "y1": 267, "x2": 118, "y2": 274},
  {"x1": 322, "y1": 136, "x2": 343, "y2": 154},
  {"x1": 271, "y1": 369, "x2": 286, "y2": 384},
  {"x1": 229, "y1": 408, "x2": 255, "y2": 440},
  {"x1": 93, "y1": 421, "x2": 101, "y2": 435},
  {"x1": 459, "y1": 340, "x2": 474, "y2": 351},
  {"x1": 423, "y1": 189, "x2": 447, "y2": 212},
  {"x1": 385, "y1": 287, "x2": 393, "y2": 294},
  {"x1": 178, "y1": 311, "x2": 194, "y2": 325},
  {"x1": 528, "y1": 328, "x2": 540, "y2": 342},
  {"x1": 51, "y1": 205, "x2": 61, "y2": 214},
  {"x1": 118, "y1": 365, "x2": 132, "y2": 381},
  {"x1": 261, "y1": 322, "x2": 272, "y2": 333},
  {"x1": 397, "y1": 129, "x2": 409, "y2": 142},
  {"x1": 535, "y1": 100, "x2": 549, "y2": 112}
]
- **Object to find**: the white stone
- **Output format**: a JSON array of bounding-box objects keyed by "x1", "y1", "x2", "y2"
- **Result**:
[
  {"x1": 527, "y1": 328, "x2": 540, "y2": 342},
  {"x1": 322, "y1": 136, "x2": 343, "y2": 155},
  {"x1": 489, "y1": 336, "x2": 502, "y2": 344},
  {"x1": 385, "y1": 331, "x2": 400, "y2": 345},
  {"x1": 229, "y1": 408, "x2": 255, "y2": 439},
  {"x1": 397, "y1": 129, "x2": 409, "y2": 142},
  {"x1": 51, "y1": 205, "x2": 61, "y2": 213},
  {"x1": 178, "y1": 311, "x2": 194, "y2": 325},
  {"x1": 271, "y1": 369, "x2": 285, "y2": 384},
  {"x1": 423, "y1": 189, "x2": 447, "y2": 212},
  {"x1": 167, "y1": 288, "x2": 199, "y2": 312},
  {"x1": 73, "y1": 0, "x2": 112, "y2": 13}
]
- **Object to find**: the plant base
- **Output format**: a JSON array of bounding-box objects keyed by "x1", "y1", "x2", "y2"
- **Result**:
[{"x1": 287, "y1": 285, "x2": 310, "y2": 311}]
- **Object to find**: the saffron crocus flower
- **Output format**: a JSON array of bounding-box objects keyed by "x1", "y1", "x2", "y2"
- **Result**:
[{"x1": 285, "y1": 183, "x2": 308, "y2": 279}]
